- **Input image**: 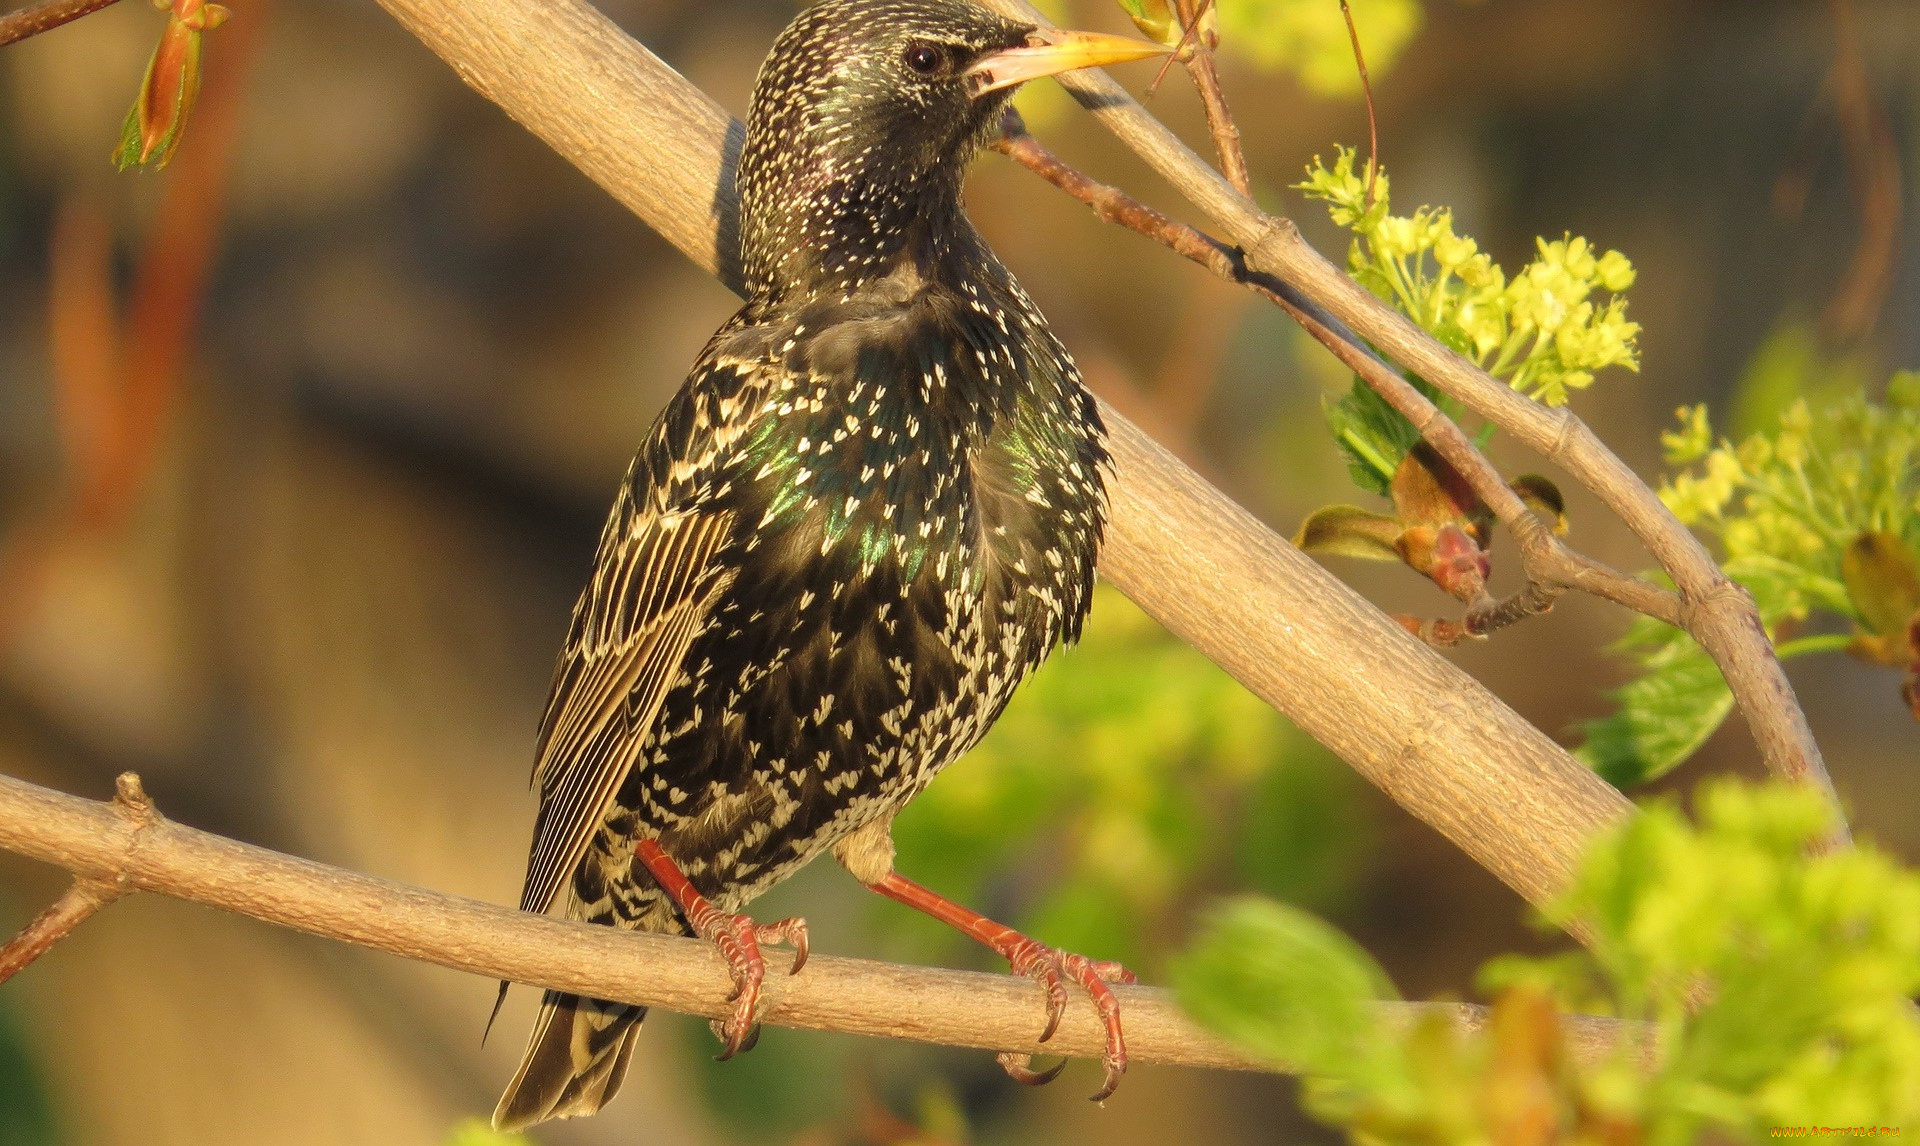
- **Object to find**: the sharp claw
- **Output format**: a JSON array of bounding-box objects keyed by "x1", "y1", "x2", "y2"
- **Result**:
[
  {"x1": 785, "y1": 923, "x2": 809, "y2": 974},
  {"x1": 996, "y1": 1051, "x2": 1067, "y2": 1087},
  {"x1": 707, "y1": 1017, "x2": 736, "y2": 1059},
  {"x1": 713, "y1": 1011, "x2": 758, "y2": 1061},
  {"x1": 1037, "y1": 982, "x2": 1065, "y2": 1043},
  {"x1": 1089, "y1": 1060, "x2": 1124, "y2": 1103},
  {"x1": 752, "y1": 917, "x2": 809, "y2": 975}
]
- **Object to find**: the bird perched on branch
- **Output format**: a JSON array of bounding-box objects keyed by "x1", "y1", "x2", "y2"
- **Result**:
[{"x1": 493, "y1": 0, "x2": 1165, "y2": 1129}]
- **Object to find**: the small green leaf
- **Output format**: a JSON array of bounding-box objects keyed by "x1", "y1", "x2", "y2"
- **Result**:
[
  {"x1": 1323, "y1": 376, "x2": 1422, "y2": 497},
  {"x1": 1574, "y1": 626, "x2": 1735, "y2": 787},
  {"x1": 1293, "y1": 504, "x2": 1402, "y2": 562},
  {"x1": 1172, "y1": 897, "x2": 1398, "y2": 1079}
]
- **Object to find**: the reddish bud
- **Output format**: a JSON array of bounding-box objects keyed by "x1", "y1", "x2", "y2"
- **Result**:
[
  {"x1": 1429, "y1": 524, "x2": 1490, "y2": 601},
  {"x1": 113, "y1": 0, "x2": 231, "y2": 170}
]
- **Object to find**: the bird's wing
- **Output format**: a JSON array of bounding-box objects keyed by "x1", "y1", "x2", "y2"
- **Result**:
[{"x1": 516, "y1": 476, "x2": 738, "y2": 918}]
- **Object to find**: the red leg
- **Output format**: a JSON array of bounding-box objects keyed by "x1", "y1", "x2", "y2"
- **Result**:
[
  {"x1": 864, "y1": 870, "x2": 1135, "y2": 1101},
  {"x1": 635, "y1": 839, "x2": 808, "y2": 1059}
]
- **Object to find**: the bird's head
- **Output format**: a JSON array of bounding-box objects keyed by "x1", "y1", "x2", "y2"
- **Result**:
[{"x1": 739, "y1": 0, "x2": 1163, "y2": 303}]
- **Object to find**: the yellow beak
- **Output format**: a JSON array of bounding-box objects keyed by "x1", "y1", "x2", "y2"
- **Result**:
[{"x1": 964, "y1": 27, "x2": 1170, "y2": 95}]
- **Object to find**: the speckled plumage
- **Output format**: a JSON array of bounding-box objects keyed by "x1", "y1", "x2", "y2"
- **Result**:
[{"x1": 496, "y1": 0, "x2": 1113, "y2": 1127}]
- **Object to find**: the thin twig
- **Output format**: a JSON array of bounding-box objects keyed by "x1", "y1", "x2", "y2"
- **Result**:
[
  {"x1": 0, "y1": 878, "x2": 120, "y2": 983},
  {"x1": 0, "y1": 771, "x2": 1653, "y2": 1073},
  {"x1": 1337, "y1": 0, "x2": 1381, "y2": 205},
  {"x1": 0, "y1": 0, "x2": 124, "y2": 46},
  {"x1": 0, "y1": 773, "x2": 155, "y2": 983},
  {"x1": 1405, "y1": 582, "x2": 1566, "y2": 648},
  {"x1": 1171, "y1": 0, "x2": 1250, "y2": 197},
  {"x1": 995, "y1": 112, "x2": 1684, "y2": 633}
]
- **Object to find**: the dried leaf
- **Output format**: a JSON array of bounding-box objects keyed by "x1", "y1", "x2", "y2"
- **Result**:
[
  {"x1": 1841, "y1": 531, "x2": 1920, "y2": 644},
  {"x1": 1389, "y1": 442, "x2": 1481, "y2": 530},
  {"x1": 1510, "y1": 473, "x2": 1569, "y2": 536}
]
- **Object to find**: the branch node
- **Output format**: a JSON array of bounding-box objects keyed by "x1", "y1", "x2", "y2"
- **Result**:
[
  {"x1": 1689, "y1": 575, "x2": 1759, "y2": 625},
  {"x1": 1545, "y1": 406, "x2": 1584, "y2": 465},
  {"x1": 1244, "y1": 216, "x2": 1301, "y2": 272},
  {"x1": 114, "y1": 771, "x2": 157, "y2": 825}
]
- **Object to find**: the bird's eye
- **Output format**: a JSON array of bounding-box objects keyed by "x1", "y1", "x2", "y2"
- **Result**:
[{"x1": 902, "y1": 43, "x2": 946, "y2": 75}]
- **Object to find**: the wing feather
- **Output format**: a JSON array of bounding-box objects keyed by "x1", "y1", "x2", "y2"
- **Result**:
[{"x1": 517, "y1": 507, "x2": 735, "y2": 916}]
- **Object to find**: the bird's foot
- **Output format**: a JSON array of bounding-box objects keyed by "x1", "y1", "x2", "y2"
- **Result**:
[
  {"x1": 994, "y1": 932, "x2": 1135, "y2": 1101},
  {"x1": 687, "y1": 902, "x2": 809, "y2": 1059},
  {"x1": 861, "y1": 869, "x2": 1133, "y2": 1101},
  {"x1": 634, "y1": 839, "x2": 807, "y2": 1060}
]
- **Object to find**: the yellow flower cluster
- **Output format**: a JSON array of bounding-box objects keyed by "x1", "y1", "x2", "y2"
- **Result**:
[
  {"x1": 1297, "y1": 147, "x2": 1642, "y2": 406},
  {"x1": 1658, "y1": 379, "x2": 1920, "y2": 623}
]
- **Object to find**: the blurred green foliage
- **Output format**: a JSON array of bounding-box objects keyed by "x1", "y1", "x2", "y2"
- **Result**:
[
  {"x1": 1215, "y1": 0, "x2": 1422, "y2": 98},
  {"x1": 0, "y1": 996, "x2": 57, "y2": 1146},
  {"x1": 1108, "y1": 0, "x2": 1421, "y2": 98},
  {"x1": 1174, "y1": 897, "x2": 1399, "y2": 1081},
  {"x1": 1175, "y1": 779, "x2": 1920, "y2": 1143},
  {"x1": 684, "y1": 1021, "x2": 858, "y2": 1138},
  {"x1": 441, "y1": 1119, "x2": 528, "y2": 1146},
  {"x1": 1580, "y1": 339, "x2": 1920, "y2": 785}
]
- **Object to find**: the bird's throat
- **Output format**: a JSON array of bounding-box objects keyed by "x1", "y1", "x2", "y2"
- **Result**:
[{"x1": 743, "y1": 161, "x2": 975, "y2": 306}]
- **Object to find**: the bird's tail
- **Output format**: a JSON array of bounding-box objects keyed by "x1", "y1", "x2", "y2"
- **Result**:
[{"x1": 491, "y1": 992, "x2": 647, "y2": 1131}]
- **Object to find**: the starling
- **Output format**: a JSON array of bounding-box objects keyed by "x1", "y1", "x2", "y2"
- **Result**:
[{"x1": 493, "y1": 0, "x2": 1165, "y2": 1129}]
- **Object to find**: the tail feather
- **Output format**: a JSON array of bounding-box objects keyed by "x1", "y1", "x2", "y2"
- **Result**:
[{"x1": 492, "y1": 992, "x2": 646, "y2": 1131}]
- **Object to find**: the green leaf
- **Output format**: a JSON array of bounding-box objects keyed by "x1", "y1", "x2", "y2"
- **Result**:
[
  {"x1": 1172, "y1": 897, "x2": 1398, "y2": 1079},
  {"x1": 1576, "y1": 555, "x2": 1849, "y2": 788},
  {"x1": 1574, "y1": 625, "x2": 1735, "y2": 788},
  {"x1": 1323, "y1": 377, "x2": 1422, "y2": 497}
]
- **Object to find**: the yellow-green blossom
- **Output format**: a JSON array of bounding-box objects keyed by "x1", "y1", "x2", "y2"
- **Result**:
[
  {"x1": 1662, "y1": 405, "x2": 1713, "y2": 465},
  {"x1": 1297, "y1": 147, "x2": 1641, "y2": 407},
  {"x1": 1656, "y1": 384, "x2": 1920, "y2": 626}
]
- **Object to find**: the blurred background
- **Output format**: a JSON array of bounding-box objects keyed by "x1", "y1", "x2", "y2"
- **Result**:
[{"x1": 0, "y1": 0, "x2": 1914, "y2": 1141}]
